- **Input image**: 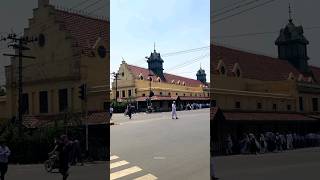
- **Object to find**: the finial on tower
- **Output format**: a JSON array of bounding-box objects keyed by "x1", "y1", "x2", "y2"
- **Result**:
[
  {"x1": 154, "y1": 42, "x2": 156, "y2": 52},
  {"x1": 288, "y1": 3, "x2": 293, "y2": 22}
]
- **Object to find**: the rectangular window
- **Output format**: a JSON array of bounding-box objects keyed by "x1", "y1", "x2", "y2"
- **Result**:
[
  {"x1": 22, "y1": 93, "x2": 29, "y2": 114},
  {"x1": 122, "y1": 90, "x2": 126, "y2": 98},
  {"x1": 272, "y1": 104, "x2": 277, "y2": 111},
  {"x1": 128, "y1": 90, "x2": 132, "y2": 97},
  {"x1": 257, "y1": 102, "x2": 262, "y2": 109},
  {"x1": 235, "y1": 101, "x2": 240, "y2": 109},
  {"x1": 287, "y1": 104, "x2": 292, "y2": 111},
  {"x1": 299, "y1": 96, "x2": 304, "y2": 111},
  {"x1": 59, "y1": 89, "x2": 68, "y2": 112},
  {"x1": 312, "y1": 98, "x2": 318, "y2": 112},
  {"x1": 160, "y1": 92, "x2": 163, "y2": 96},
  {"x1": 116, "y1": 91, "x2": 119, "y2": 98},
  {"x1": 39, "y1": 91, "x2": 48, "y2": 113}
]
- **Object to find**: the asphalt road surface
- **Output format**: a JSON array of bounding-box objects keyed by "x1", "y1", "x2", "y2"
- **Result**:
[
  {"x1": 214, "y1": 147, "x2": 320, "y2": 180},
  {"x1": 111, "y1": 109, "x2": 210, "y2": 180},
  {"x1": 6, "y1": 162, "x2": 108, "y2": 180}
]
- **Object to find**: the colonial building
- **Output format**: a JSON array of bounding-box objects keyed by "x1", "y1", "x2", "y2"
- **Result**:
[
  {"x1": 0, "y1": 0, "x2": 110, "y2": 126},
  {"x1": 211, "y1": 16, "x2": 320, "y2": 154},
  {"x1": 112, "y1": 49, "x2": 210, "y2": 111}
]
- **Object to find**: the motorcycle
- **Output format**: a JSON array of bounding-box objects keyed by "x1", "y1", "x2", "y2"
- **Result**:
[{"x1": 44, "y1": 152, "x2": 59, "y2": 172}]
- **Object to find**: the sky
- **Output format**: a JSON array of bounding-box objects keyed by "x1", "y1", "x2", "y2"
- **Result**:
[
  {"x1": 110, "y1": 0, "x2": 210, "y2": 83},
  {"x1": 0, "y1": 0, "x2": 109, "y2": 85},
  {"x1": 212, "y1": 0, "x2": 320, "y2": 67}
]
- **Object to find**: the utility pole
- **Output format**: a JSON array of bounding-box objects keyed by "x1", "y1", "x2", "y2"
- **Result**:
[
  {"x1": 78, "y1": 83, "x2": 88, "y2": 155},
  {"x1": 1, "y1": 33, "x2": 37, "y2": 136}
]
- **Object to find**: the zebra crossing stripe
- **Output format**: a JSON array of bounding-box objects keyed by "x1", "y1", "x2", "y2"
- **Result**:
[
  {"x1": 110, "y1": 155, "x2": 119, "y2": 161},
  {"x1": 110, "y1": 160, "x2": 129, "y2": 169},
  {"x1": 133, "y1": 173, "x2": 158, "y2": 180},
  {"x1": 110, "y1": 166, "x2": 142, "y2": 180}
]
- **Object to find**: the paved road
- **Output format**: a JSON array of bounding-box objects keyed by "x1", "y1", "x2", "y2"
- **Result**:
[
  {"x1": 6, "y1": 162, "x2": 108, "y2": 180},
  {"x1": 214, "y1": 147, "x2": 320, "y2": 180},
  {"x1": 111, "y1": 109, "x2": 210, "y2": 180}
]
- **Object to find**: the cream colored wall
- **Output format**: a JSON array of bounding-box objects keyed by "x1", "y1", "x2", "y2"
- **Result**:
[
  {"x1": 111, "y1": 62, "x2": 136, "y2": 99},
  {"x1": 1, "y1": 5, "x2": 109, "y2": 118},
  {"x1": 297, "y1": 93, "x2": 320, "y2": 113},
  {"x1": 111, "y1": 62, "x2": 209, "y2": 100},
  {"x1": 212, "y1": 75, "x2": 297, "y2": 112}
]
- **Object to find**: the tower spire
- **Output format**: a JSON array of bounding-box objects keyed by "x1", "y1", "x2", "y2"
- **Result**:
[
  {"x1": 288, "y1": 3, "x2": 293, "y2": 22},
  {"x1": 154, "y1": 42, "x2": 156, "y2": 52}
]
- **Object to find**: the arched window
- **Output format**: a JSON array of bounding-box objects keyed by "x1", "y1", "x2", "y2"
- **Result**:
[
  {"x1": 177, "y1": 80, "x2": 181, "y2": 85},
  {"x1": 171, "y1": 79, "x2": 175, "y2": 84},
  {"x1": 139, "y1": 73, "x2": 144, "y2": 80},
  {"x1": 156, "y1": 77, "x2": 161, "y2": 82},
  {"x1": 232, "y1": 63, "x2": 241, "y2": 77},
  {"x1": 236, "y1": 69, "x2": 241, "y2": 77},
  {"x1": 220, "y1": 66, "x2": 226, "y2": 75},
  {"x1": 182, "y1": 81, "x2": 186, "y2": 86}
]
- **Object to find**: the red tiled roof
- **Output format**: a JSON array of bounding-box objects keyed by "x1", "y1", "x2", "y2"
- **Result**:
[
  {"x1": 23, "y1": 115, "x2": 54, "y2": 128},
  {"x1": 87, "y1": 111, "x2": 109, "y2": 125},
  {"x1": 135, "y1": 96, "x2": 177, "y2": 102},
  {"x1": 223, "y1": 112, "x2": 317, "y2": 121},
  {"x1": 134, "y1": 95, "x2": 209, "y2": 102},
  {"x1": 211, "y1": 44, "x2": 305, "y2": 81},
  {"x1": 23, "y1": 111, "x2": 109, "y2": 128},
  {"x1": 55, "y1": 9, "x2": 109, "y2": 56},
  {"x1": 127, "y1": 64, "x2": 204, "y2": 87},
  {"x1": 179, "y1": 96, "x2": 210, "y2": 101}
]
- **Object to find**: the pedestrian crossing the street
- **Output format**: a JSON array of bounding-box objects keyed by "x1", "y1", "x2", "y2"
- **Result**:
[{"x1": 110, "y1": 154, "x2": 158, "y2": 180}]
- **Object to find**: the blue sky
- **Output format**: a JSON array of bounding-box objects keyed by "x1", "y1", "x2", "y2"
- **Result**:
[{"x1": 110, "y1": 0, "x2": 210, "y2": 82}]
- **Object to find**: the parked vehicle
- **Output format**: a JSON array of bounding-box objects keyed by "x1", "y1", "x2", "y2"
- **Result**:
[{"x1": 44, "y1": 152, "x2": 59, "y2": 172}]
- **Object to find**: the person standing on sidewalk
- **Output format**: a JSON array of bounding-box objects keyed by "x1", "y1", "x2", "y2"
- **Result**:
[
  {"x1": 127, "y1": 104, "x2": 133, "y2": 119},
  {"x1": 109, "y1": 106, "x2": 114, "y2": 120},
  {"x1": 0, "y1": 139, "x2": 10, "y2": 180},
  {"x1": 171, "y1": 101, "x2": 178, "y2": 119}
]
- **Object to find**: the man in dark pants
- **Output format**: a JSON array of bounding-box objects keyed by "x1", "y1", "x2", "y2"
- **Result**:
[
  {"x1": 127, "y1": 104, "x2": 132, "y2": 119},
  {"x1": 71, "y1": 139, "x2": 83, "y2": 166},
  {"x1": 0, "y1": 139, "x2": 10, "y2": 180},
  {"x1": 58, "y1": 135, "x2": 72, "y2": 180}
]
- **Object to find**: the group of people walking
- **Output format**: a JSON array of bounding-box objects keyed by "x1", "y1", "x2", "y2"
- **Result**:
[{"x1": 224, "y1": 132, "x2": 320, "y2": 155}]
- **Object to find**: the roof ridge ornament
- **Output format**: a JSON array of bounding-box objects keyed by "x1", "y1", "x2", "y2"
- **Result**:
[{"x1": 288, "y1": 3, "x2": 293, "y2": 23}]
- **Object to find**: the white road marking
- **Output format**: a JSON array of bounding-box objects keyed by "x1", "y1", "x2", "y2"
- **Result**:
[
  {"x1": 110, "y1": 166, "x2": 142, "y2": 180},
  {"x1": 110, "y1": 160, "x2": 129, "y2": 169},
  {"x1": 134, "y1": 173, "x2": 158, "y2": 180}
]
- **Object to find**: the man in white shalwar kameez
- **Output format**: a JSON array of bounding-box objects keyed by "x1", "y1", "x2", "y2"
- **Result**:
[{"x1": 171, "y1": 101, "x2": 178, "y2": 119}]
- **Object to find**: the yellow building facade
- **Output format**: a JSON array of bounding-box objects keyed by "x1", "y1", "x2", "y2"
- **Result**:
[
  {"x1": 112, "y1": 50, "x2": 210, "y2": 111},
  {"x1": 0, "y1": 0, "x2": 110, "y2": 123}
]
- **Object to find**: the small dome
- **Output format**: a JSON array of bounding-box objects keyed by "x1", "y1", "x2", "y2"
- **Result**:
[{"x1": 197, "y1": 68, "x2": 206, "y2": 75}]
